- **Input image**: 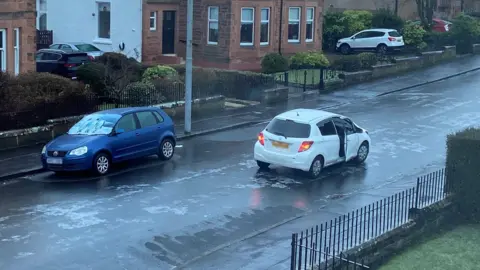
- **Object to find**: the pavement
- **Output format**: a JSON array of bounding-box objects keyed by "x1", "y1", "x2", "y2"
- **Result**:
[{"x1": 0, "y1": 56, "x2": 480, "y2": 269}]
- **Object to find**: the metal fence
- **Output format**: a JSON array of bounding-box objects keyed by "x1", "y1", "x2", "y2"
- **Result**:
[
  {"x1": 291, "y1": 168, "x2": 447, "y2": 270},
  {"x1": 36, "y1": 30, "x2": 53, "y2": 50},
  {"x1": 275, "y1": 67, "x2": 344, "y2": 92}
]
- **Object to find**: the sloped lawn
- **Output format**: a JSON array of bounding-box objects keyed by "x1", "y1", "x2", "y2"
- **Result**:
[{"x1": 380, "y1": 224, "x2": 480, "y2": 270}]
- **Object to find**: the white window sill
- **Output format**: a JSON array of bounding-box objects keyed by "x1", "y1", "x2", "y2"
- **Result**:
[
  {"x1": 305, "y1": 39, "x2": 313, "y2": 43},
  {"x1": 207, "y1": 41, "x2": 218, "y2": 45},
  {"x1": 150, "y1": 28, "x2": 156, "y2": 31},
  {"x1": 93, "y1": 38, "x2": 112, "y2": 45},
  {"x1": 288, "y1": 40, "x2": 300, "y2": 43},
  {"x1": 260, "y1": 42, "x2": 269, "y2": 46},
  {"x1": 240, "y1": 43, "x2": 254, "y2": 46}
]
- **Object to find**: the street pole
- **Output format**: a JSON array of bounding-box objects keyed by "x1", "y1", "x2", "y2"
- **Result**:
[{"x1": 184, "y1": 0, "x2": 193, "y2": 133}]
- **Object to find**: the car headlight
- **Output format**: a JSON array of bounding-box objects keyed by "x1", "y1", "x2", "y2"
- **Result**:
[
  {"x1": 41, "y1": 146, "x2": 46, "y2": 154},
  {"x1": 69, "y1": 146, "x2": 88, "y2": 156}
]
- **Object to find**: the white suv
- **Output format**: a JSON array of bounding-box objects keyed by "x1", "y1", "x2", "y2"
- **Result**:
[
  {"x1": 336, "y1": 28, "x2": 404, "y2": 55},
  {"x1": 254, "y1": 109, "x2": 371, "y2": 178}
]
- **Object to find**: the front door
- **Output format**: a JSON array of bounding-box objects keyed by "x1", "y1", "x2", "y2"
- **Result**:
[
  {"x1": 111, "y1": 113, "x2": 141, "y2": 161},
  {"x1": 162, "y1": 11, "x2": 176, "y2": 54}
]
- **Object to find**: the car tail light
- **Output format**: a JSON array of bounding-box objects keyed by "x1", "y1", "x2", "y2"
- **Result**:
[
  {"x1": 258, "y1": 132, "x2": 265, "y2": 146},
  {"x1": 298, "y1": 141, "x2": 314, "y2": 152},
  {"x1": 388, "y1": 37, "x2": 396, "y2": 41},
  {"x1": 64, "y1": 63, "x2": 75, "y2": 68}
]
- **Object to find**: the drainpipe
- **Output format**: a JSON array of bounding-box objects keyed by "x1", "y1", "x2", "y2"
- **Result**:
[{"x1": 278, "y1": 0, "x2": 284, "y2": 55}]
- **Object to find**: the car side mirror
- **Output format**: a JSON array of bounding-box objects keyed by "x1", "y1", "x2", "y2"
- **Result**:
[
  {"x1": 113, "y1": 128, "x2": 125, "y2": 135},
  {"x1": 351, "y1": 36, "x2": 356, "y2": 40}
]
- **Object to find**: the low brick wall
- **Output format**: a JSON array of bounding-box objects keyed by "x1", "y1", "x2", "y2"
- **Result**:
[
  {"x1": 334, "y1": 46, "x2": 458, "y2": 88},
  {"x1": 261, "y1": 87, "x2": 289, "y2": 104},
  {"x1": 317, "y1": 199, "x2": 458, "y2": 270},
  {"x1": 473, "y1": 44, "x2": 480, "y2": 54},
  {"x1": 0, "y1": 95, "x2": 226, "y2": 151}
]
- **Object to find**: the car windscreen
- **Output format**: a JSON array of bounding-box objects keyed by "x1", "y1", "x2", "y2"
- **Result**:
[
  {"x1": 68, "y1": 113, "x2": 121, "y2": 135},
  {"x1": 67, "y1": 55, "x2": 89, "y2": 63},
  {"x1": 388, "y1": 31, "x2": 401, "y2": 37},
  {"x1": 75, "y1": 44, "x2": 101, "y2": 52},
  {"x1": 265, "y1": 118, "x2": 311, "y2": 138}
]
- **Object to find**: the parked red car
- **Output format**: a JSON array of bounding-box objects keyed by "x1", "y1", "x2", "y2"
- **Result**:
[{"x1": 411, "y1": 18, "x2": 452, "y2": 32}]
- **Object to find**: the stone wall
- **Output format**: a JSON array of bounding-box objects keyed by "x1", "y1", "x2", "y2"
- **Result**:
[{"x1": 318, "y1": 199, "x2": 458, "y2": 270}]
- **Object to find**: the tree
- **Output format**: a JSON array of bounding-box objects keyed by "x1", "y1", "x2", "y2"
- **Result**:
[{"x1": 415, "y1": 0, "x2": 437, "y2": 29}]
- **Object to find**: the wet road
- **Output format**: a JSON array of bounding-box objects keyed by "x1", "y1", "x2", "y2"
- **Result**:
[{"x1": 1, "y1": 71, "x2": 480, "y2": 270}]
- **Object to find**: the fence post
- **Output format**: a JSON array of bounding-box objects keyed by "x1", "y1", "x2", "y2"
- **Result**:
[
  {"x1": 415, "y1": 177, "x2": 420, "y2": 209},
  {"x1": 284, "y1": 71, "x2": 289, "y2": 86},
  {"x1": 291, "y1": 233, "x2": 296, "y2": 270},
  {"x1": 303, "y1": 70, "x2": 307, "y2": 92},
  {"x1": 319, "y1": 67, "x2": 325, "y2": 91}
]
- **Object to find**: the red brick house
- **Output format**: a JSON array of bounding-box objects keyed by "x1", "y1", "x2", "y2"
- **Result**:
[
  {"x1": 0, "y1": 0, "x2": 37, "y2": 74},
  {"x1": 142, "y1": 0, "x2": 324, "y2": 71}
]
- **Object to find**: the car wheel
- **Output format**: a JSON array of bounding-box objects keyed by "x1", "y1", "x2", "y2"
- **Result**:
[
  {"x1": 356, "y1": 142, "x2": 369, "y2": 164},
  {"x1": 376, "y1": 44, "x2": 388, "y2": 55},
  {"x1": 256, "y1": 160, "x2": 270, "y2": 169},
  {"x1": 159, "y1": 138, "x2": 175, "y2": 160},
  {"x1": 309, "y1": 156, "x2": 324, "y2": 179},
  {"x1": 93, "y1": 152, "x2": 110, "y2": 175},
  {"x1": 340, "y1": 44, "x2": 351, "y2": 55}
]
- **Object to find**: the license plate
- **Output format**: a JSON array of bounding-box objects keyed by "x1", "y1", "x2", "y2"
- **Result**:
[
  {"x1": 272, "y1": 141, "x2": 289, "y2": 149},
  {"x1": 47, "y1": 158, "x2": 63, "y2": 165},
  {"x1": 397, "y1": 39, "x2": 402, "y2": 42}
]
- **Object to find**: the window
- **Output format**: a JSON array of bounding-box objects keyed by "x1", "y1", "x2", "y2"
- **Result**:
[
  {"x1": 60, "y1": 44, "x2": 72, "y2": 50},
  {"x1": 136, "y1": 112, "x2": 158, "y2": 128},
  {"x1": 288, "y1": 7, "x2": 301, "y2": 42},
  {"x1": 150, "y1": 11, "x2": 157, "y2": 31},
  {"x1": 97, "y1": 2, "x2": 111, "y2": 39},
  {"x1": 37, "y1": 0, "x2": 47, "y2": 30},
  {"x1": 354, "y1": 31, "x2": 374, "y2": 39},
  {"x1": 0, "y1": 29, "x2": 5, "y2": 72},
  {"x1": 35, "y1": 53, "x2": 44, "y2": 61},
  {"x1": 332, "y1": 118, "x2": 355, "y2": 135},
  {"x1": 49, "y1": 44, "x2": 60, "y2": 49},
  {"x1": 207, "y1": 6, "x2": 219, "y2": 44},
  {"x1": 116, "y1": 114, "x2": 137, "y2": 132},
  {"x1": 240, "y1": 8, "x2": 254, "y2": 45},
  {"x1": 14, "y1": 28, "x2": 20, "y2": 75},
  {"x1": 388, "y1": 31, "x2": 401, "y2": 37},
  {"x1": 260, "y1": 8, "x2": 270, "y2": 45},
  {"x1": 75, "y1": 44, "x2": 101, "y2": 52},
  {"x1": 306, "y1": 7, "x2": 314, "y2": 42},
  {"x1": 153, "y1": 111, "x2": 164, "y2": 123},
  {"x1": 265, "y1": 118, "x2": 311, "y2": 138},
  {"x1": 317, "y1": 121, "x2": 337, "y2": 136}
]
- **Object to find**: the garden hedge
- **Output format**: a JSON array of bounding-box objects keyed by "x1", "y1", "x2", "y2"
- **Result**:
[{"x1": 445, "y1": 127, "x2": 480, "y2": 221}]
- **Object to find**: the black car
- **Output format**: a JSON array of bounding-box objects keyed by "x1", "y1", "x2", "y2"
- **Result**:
[{"x1": 35, "y1": 49, "x2": 90, "y2": 79}]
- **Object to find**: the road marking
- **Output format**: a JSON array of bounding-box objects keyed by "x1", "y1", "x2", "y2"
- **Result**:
[{"x1": 175, "y1": 145, "x2": 183, "y2": 148}]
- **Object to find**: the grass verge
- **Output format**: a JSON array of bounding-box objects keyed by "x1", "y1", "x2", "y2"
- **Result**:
[{"x1": 380, "y1": 224, "x2": 480, "y2": 270}]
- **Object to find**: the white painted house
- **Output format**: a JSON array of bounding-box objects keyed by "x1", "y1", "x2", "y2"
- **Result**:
[{"x1": 43, "y1": 0, "x2": 143, "y2": 60}]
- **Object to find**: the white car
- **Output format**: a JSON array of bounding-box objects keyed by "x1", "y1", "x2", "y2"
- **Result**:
[
  {"x1": 254, "y1": 109, "x2": 371, "y2": 178},
  {"x1": 336, "y1": 28, "x2": 404, "y2": 55}
]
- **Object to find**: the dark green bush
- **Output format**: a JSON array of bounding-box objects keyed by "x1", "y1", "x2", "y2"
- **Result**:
[
  {"x1": 402, "y1": 21, "x2": 427, "y2": 51},
  {"x1": 331, "y1": 53, "x2": 378, "y2": 72},
  {"x1": 0, "y1": 72, "x2": 95, "y2": 131},
  {"x1": 451, "y1": 13, "x2": 480, "y2": 54},
  {"x1": 123, "y1": 81, "x2": 165, "y2": 106},
  {"x1": 290, "y1": 52, "x2": 330, "y2": 69},
  {"x1": 322, "y1": 12, "x2": 347, "y2": 51},
  {"x1": 261, "y1": 53, "x2": 289, "y2": 74},
  {"x1": 76, "y1": 62, "x2": 106, "y2": 95},
  {"x1": 423, "y1": 31, "x2": 455, "y2": 50},
  {"x1": 142, "y1": 65, "x2": 179, "y2": 82},
  {"x1": 371, "y1": 9, "x2": 404, "y2": 30},
  {"x1": 446, "y1": 127, "x2": 480, "y2": 221}
]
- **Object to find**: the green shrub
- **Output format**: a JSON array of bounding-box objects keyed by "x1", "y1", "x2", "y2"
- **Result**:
[
  {"x1": 169, "y1": 64, "x2": 186, "y2": 76},
  {"x1": 123, "y1": 81, "x2": 165, "y2": 106},
  {"x1": 423, "y1": 31, "x2": 455, "y2": 50},
  {"x1": 371, "y1": 9, "x2": 404, "y2": 30},
  {"x1": 76, "y1": 62, "x2": 106, "y2": 95},
  {"x1": 331, "y1": 53, "x2": 378, "y2": 72},
  {"x1": 402, "y1": 21, "x2": 427, "y2": 51},
  {"x1": 342, "y1": 10, "x2": 373, "y2": 35},
  {"x1": 451, "y1": 13, "x2": 480, "y2": 54},
  {"x1": 95, "y1": 52, "x2": 144, "y2": 82},
  {"x1": 290, "y1": 52, "x2": 330, "y2": 69},
  {"x1": 142, "y1": 65, "x2": 178, "y2": 82},
  {"x1": 322, "y1": 12, "x2": 348, "y2": 51},
  {"x1": 152, "y1": 80, "x2": 185, "y2": 102},
  {"x1": 0, "y1": 72, "x2": 95, "y2": 130},
  {"x1": 261, "y1": 53, "x2": 289, "y2": 74},
  {"x1": 446, "y1": 127, "x2": 480, "y2": 221}
]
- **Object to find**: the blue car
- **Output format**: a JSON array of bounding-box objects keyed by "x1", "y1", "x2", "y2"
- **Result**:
[{"x1": 41, "y1": 107, "x2": 176, "y2": 175}]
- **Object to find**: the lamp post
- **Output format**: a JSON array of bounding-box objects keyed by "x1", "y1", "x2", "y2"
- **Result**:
[{"x1": 184, "y1": 0, "x2": 193, "y2": 133}]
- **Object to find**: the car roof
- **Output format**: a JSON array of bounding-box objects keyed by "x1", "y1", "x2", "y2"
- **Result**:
[
  {"x1": 274, "y1": 109, "x2": 341, "y2": 124},
  {"x1": 363, "y1": 28, "x2": 398, "y2": 32},
  {"x1": 96, "y1": 107, "x2": 158, "y2": 116},
  {"x1": 37, "y1": 48, "x2": 87, "y2": 55}
]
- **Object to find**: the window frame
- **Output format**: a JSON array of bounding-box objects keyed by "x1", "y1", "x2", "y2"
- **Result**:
[
  {"x1": 150, "y1": 11, "x2": 157, "y2": 31},
  {"x1": 260, "y1": 8, "x2": 270, "y2": 45},
  {"x1": 317, "y1": 120, "x2": 337, "y2": 136},
  {"x1": 97, "y1": 2, "x2": 111, "y2": 40},
  {"x1": 115, "y1": 113, "x2": 138, "y2": 133},
  {"x1": 14, "y1": 28, "x2": 20, "y2": 75},
  {"x1": 207, "y1": 6, "x2": 219, "y2": 45},
  {"x1": 240, "y1": 7, "x2": 255, "y2": 46},
  {"x1": 0, "y1": 29, "x2": 6, "y2": 72},
  {"x1": 136, "y1": 111, "x2": 159, "y2": 128},
  {"x1": 305, "y1": 7, "x2": 314, "y2": 42},
  {"x1": 153, "y1": 111, "x2": 165, "y2": 123},
  {"x1": 288, "y1": 7, "x2": 301, "y2": 43},
  {"x1": 36, "y1": 0, "x2": 47, "y2": 30}
]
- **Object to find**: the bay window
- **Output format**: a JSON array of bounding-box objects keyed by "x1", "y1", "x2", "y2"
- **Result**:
[{"x1": 288, "y1": 7, "x2": 301, "y2": 42}]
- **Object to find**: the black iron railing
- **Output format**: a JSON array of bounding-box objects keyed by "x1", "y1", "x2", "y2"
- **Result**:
[
  {"x1": 291, "y1": 168, "x2": 447, "y2": 270},
  {"x1": 275, "y1": 67, "x2": 344, "y2": 92}
]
